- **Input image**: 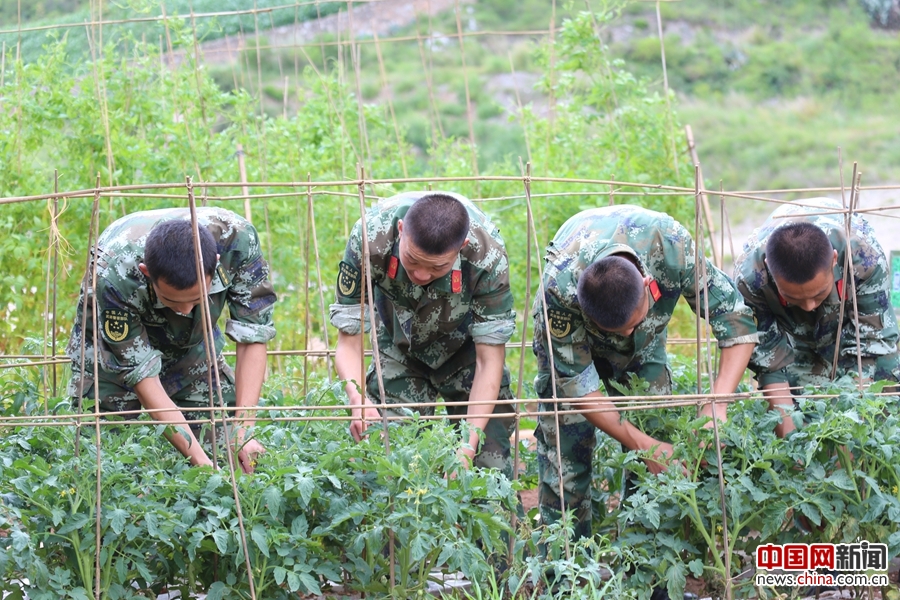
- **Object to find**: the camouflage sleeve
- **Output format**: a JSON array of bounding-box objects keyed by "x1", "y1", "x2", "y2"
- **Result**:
[
  {"x1": 733, "y1": 265, "x2": 792, "y2": 386},
  {"x1": 225, "y1": 225, "x2": 277, "y2": 344},
  {"x1": 95, "y1": 281, "x2": 163, "y2": 387},
  {"x1": 469, "y1": 239, "x2": 516, "y2": 345},
  {"x1": 677, "y1": 227, "x2": 758, "y2": 348},
  {"x1": 838, "y1": 252, "x2": 900, "y2": 369},
  {"x1": 329, "y1": 219, "x2": 372, "y2": 335},
  {"x1": 531, "y1": 289, "x2": 600, "y2": 399}
]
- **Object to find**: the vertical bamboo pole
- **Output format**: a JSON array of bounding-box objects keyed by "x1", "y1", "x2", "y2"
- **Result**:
[
  {"x1": 187, "y1": 178, "x2": 256, "y2": 600},
  {"x1": 356, "y1": 164, "x2": 395, "y2": 590},
  {"x1": 685, "y1": 125, "x2": 720, "y2": 268},
  {"x1": 308, "y1": 179, "x2": 332, "y2": 381},
  {"x1": 348, "y1": 3, "x2": 371, "y2": 164},
  {"x1": 373, "y1": 30, "x2": 409, "y2": 178},
  {"x1": 831, "y1": 162, "x2": 857, "y2": 379},
  {"x1": 74, "y1": 175, "x2": 102, "y2": 462},
  {"x1": 507, "y1": 51, "x2": 533, "y2": 165},
  {"x1": 454, "y1": 0, "x2": 479, "y2": 182},
  {"x1": 523, "y1": 162, "x2": 570, "y2": 560},
  {"x1": 51, "y1": 172, "x2": 60, "y2": 400},
  {"x1": 302, "y1": 192, "x2": 311, "y2": 395},
  {"x1": 848, "y1": 173, "x2": 865, "y2": 392},
  {"x1": 656, "y1": 0, "x2": 680, "y2": 177},
  {"x1": 89, "y1": 173, "x2": 103, "y2": 600},
  {"x1": 237, "y1": 143, "x2": 253, "y2": 222},
  {"x1": 695, "y1": 170, "x2": 732, "y2": 600},
  {"x1": 415, "y1": 12, "x2": 444, "y2": 142},
  {"x1": 693, "y1": 166, "x2": 703, "y2": 395}
]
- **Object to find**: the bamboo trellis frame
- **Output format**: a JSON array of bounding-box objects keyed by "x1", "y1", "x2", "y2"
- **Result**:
[{"x1": 1, "y1": 2, "x2": 898, "y2": 599}]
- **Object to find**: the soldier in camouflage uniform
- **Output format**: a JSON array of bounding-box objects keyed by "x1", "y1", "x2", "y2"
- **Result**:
[
  {"x1": 734, "y1": 197, "x2": 900, "y2": 437},
  {"x1": 67, "y1": 207, "x2": 276, "y2": 472},
  {"x1": 532, "y1": 205, "x2": 758, "y2": 539},
  {"x1": 330, "y1": 192, "x2": 516, "y2": 476}
]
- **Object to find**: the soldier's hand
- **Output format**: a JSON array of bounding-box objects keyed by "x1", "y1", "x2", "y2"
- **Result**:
[
  {"x1": 237, "y1": 438, "x2": 266, "y2": 474},
  {"x1": 190, "y1": 453, "x2": 216, "y2": 469},
  {"x1": 350, "y1": 403, "x2": 382, "y2": 442},
  {"x1": 644, "y1": 441, "x2": 684, "y2": 476}
]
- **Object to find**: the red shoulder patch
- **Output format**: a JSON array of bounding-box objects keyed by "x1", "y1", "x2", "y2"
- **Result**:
[
  {"x1": 836, "y1": 278, "x2": 844, "y2": 300},
  {"x1": 387, "y1": 255, "x2": 399, "y2": 280},
  {"x1": 649, "y1": 279, "x2": 662, "y2": 302},
  {"x1": 778, "y1": 293, "x2": 788, "y2": 307},
  {"x1": 451, "y1": 269, "x2": 462, "y2": 293}
]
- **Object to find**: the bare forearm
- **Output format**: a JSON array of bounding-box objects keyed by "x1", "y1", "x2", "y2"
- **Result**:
[
  {"x1": 705, "y1": 343, "x2": 755, "y2": 421},
  {"x1": 762, "y1": 381, "x2": 795, "y2": 437},
  {"x1": 234, "y1": 342, "x2": 267, "y2": 426},
  {"x1": 577, "y1": 392, "x2": 660, "y2": 453},
  {"x1": 465, "y1": 344, "x2": 505, "y2": 439},
  {"x1": 134, "y1": 376, "x2": 209, "y2": 465},
  {"x1": 335, "y1": 330, "x2": 366, "y2": 404}
]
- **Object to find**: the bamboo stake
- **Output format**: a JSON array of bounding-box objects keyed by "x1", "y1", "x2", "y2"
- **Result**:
[
  {"x1": 454, "y1": 0, "x2": 479, "y2": 182},
  {"x1": 237, "y1": 144, "x2": 253, "y2": 222},
  {"x1": 507, "y1": 50, "x2": 533, "y2": 165},
  {"x1": 415, "y1": 10, "x2": 444, "y2": 142},
  {"x1": 74, "y1": 176, "x2": 102, "y2": 462},
  {"x1": 831, "y1": 161, "x2": 857, "y2": 379},
  {"x1": 685, "y1": 125, "x2": 720, "y2": 267},
  {"x1": 523, "y1": 162, "x2": 570, "y2": 560},
  {"x1": 89, "y1": 172, "x2": 102, "y2": 600},
  {"x1": 308, "y1": 175, "x2": 332, "y2": 380},
  {"x1": 848, "y1": 173, "x2": 865, "y2": 393},
  {"x1": 656, "y1": 0, "x2": 680, "y2": 177},
  {"x1": 355, "y1": 164, "x2": 396, "y2": 590},
  {"x1": 695, "y1": 167, "x2": 732, "y2": 600},
  {"x1": 348, "y1": 3, "x2": 371, "y2": 164},
  {"x1": 373, "y1": 30, "x2": 409, "y2": 178},
  {"x1": 187, "y1": 178, "x2": 257, "y2": 599},
  {"x1": 302, "y1": 189, "x2": 311, "y2": 395}
]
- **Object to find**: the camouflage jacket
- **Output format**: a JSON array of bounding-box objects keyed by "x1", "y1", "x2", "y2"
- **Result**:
[
  {"x1": 67, "y1": 207, "x2": 277, "y2": 390},
  {"x1": 329, "y1": 191, "x2": 516, "y2": 369},
  {"x1": 733, "y1": 197, "x2": 900, "y2": 385},
  {"x1": 534, "y1": 205, "x2": 758, "y2": 398}
]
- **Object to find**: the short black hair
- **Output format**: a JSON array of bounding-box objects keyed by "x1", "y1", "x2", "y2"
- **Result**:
[
  {"x1": 403, "y1": 193, "x2": 470, "y2": 255},
  {"x1": 144, "y1": 219, "x2": 217, "y2": 290},
  {"x1": 577, "y1": 256, "x2": 645, "y2": 330},
  {"x1": 766, "y1": 222, "x2": 833, "y2": 284}
]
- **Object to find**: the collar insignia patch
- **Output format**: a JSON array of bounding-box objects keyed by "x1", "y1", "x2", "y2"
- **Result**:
[{"x1": 387, "y1": 255, "x2": 399, "y2": 280}]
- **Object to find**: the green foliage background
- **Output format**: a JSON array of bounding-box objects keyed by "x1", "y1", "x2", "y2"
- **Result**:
[{"x1": 0, "y1": 3, "x2": 698, "y2": 372}]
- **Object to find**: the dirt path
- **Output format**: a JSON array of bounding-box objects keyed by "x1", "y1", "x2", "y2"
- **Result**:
[{"x1": 169, "y1": 0, "x2": 468, "y2": 67}]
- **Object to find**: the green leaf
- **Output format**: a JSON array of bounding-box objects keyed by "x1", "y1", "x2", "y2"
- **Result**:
[
  {"x1": 251, "y1": 524, "x2": 269, "y2": 557},
  {"x1": 58, "y1": 514, "x2": 89, "y2": 535},
  {"x1": 206, "y1": 581, "x2": 227, "y2": 600},
  {"x1": 290, "y1": 515, "x2": 308, "y2": 538},
  {"x1": 665, "y1": 561, "x2": 686, "y2": 600},
  {"x1": 298, "y1": 572, "x2": 322, "y2": 595},
  {"x1": 687, "y1": 558, "x2": 704, "y2": 578},
  {"x1": 286, "y1": 571, "x2": 301, "y2": 592},
  {"x1": 410, "y1": 534, "x2": 430, "y2": 562},
  {"x1": 825, "y1": 470, "x2": 856, "y2": 491},
  {"x1": 798, "y1": 502, "x2": 821, "y2": 526},
  {"x1": 274, "y1": 566, "x2": 287, "y2": 585},
  {"x1": 108, "y1": 508, "x2": 128, "y2": 535},
  {"x1": 263, "y1": 486, "x2": 284, "y2": 519},
  {"x1": 212, "y1": 529, "x2": 229, "y2": 554},
  {"x1": 296, "y1": 475, "x2": 315, "y2": 507}
]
